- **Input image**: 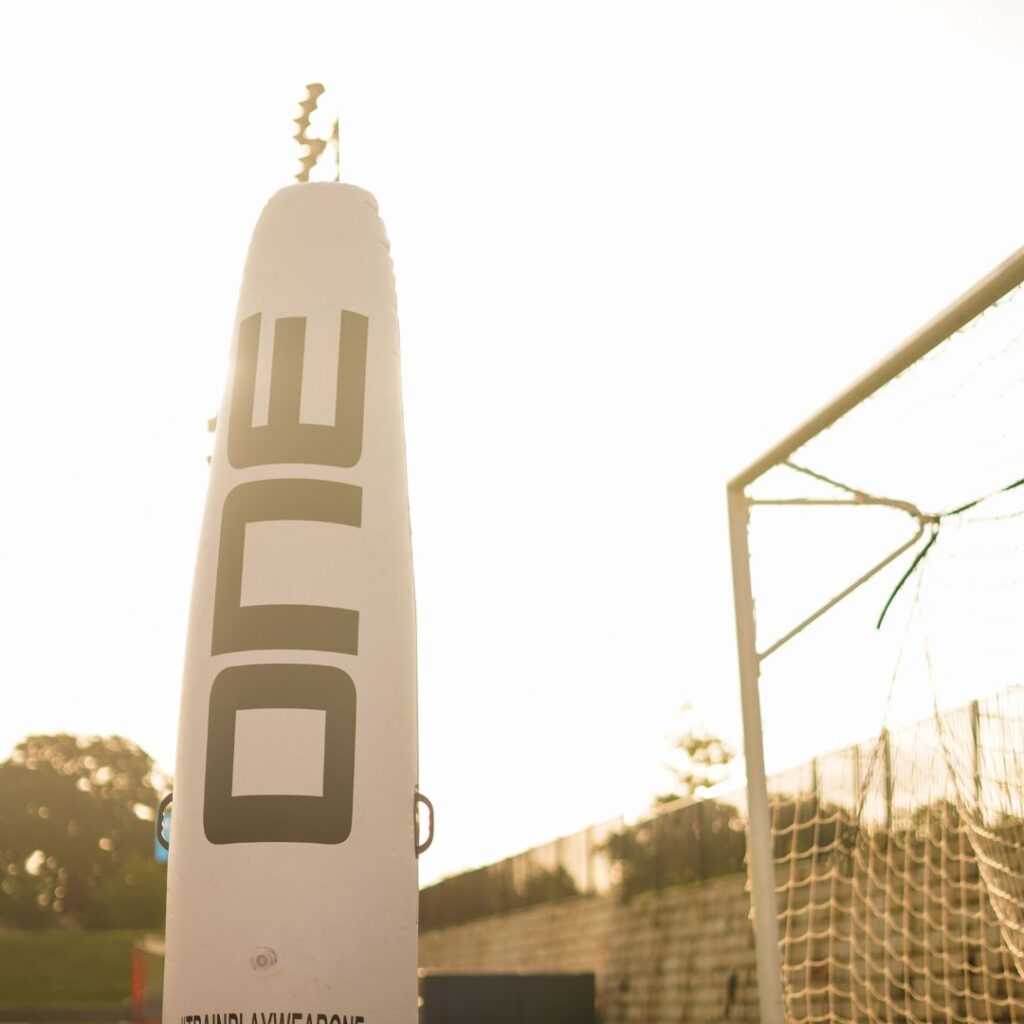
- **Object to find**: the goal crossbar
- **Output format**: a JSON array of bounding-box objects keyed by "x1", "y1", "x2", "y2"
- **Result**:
[{"x1": 730, "y1": 246, "x2": 1024, "y2": 492}]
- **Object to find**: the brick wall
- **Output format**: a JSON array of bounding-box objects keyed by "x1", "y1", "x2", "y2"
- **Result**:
[{"x1": 418, "y1": 871, "x2": 760, "y2": 1023}]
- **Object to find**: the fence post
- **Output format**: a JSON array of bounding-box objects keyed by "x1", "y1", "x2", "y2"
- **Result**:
[
  {"x1": 970, "y1": 699, "x2": 982, "y2": 809},
  {"x1": 882, "y1": 729, "x2": 893, "y2": 834},
  {"x1": 698, "y1": 799, "x2": 707, "y2": 882},
  {"x1": 653, "y1": 815, "x2": 662, "y2": 891},
  {"x1": 583, "y1": 825, "x2": 592, "y2": 894}
]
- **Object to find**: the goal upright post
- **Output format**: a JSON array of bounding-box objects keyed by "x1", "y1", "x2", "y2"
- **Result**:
[{"x1": 728, "y1": 482, "x2": 786, "y2": 1024}]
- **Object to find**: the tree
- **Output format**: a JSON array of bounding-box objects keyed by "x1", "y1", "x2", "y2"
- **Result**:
[
  {"x1": 0, "y1": 734, "x2": 169, "y2": 929},
  {"x1": 602, "y1": 709, "x2": 744, "y2": 898},
  {"x1": 656, "y1": 704, "x2": 735, "y2": 804},
  {"x1": 603, "y1": 798, "x2": 747, "y2": 899},
  {"x1": 419, "y1": 859, "x2": 579, "y2": 932}
]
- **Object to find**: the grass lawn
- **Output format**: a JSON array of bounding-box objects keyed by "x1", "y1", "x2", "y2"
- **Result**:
[{"x1": 0, "y1": 929, "x2": 154, "y2": 1004}]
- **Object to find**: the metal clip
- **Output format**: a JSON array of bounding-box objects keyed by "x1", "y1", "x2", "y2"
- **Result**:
[
  {"x1": 156, "y1": 792, "x2": 173, "y2": 851},
  {"x1": 414, "y1": 790, "x2": 434, "y2": 857}
]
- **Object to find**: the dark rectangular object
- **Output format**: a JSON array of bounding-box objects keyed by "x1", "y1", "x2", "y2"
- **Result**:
[{"x1": 420, "y1": 973, "x2": 596, "y2": 1024}]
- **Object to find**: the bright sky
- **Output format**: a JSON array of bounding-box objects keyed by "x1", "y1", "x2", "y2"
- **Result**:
[{"x1": 1, "y1": 2, "x2": 1022, "y2": 884}]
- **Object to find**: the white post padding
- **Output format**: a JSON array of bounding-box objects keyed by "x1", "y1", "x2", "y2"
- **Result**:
[{"x1": 164, "y1": 183, "x2": 418, "y2": 1021}]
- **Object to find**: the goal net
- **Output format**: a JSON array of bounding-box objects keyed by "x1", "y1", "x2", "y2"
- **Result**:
[{"x1": 730, "y1": 249, "x2": 1024, "y2": 1024}]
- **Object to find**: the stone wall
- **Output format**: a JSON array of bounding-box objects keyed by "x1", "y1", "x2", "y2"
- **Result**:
[{"x1": 418, "y1": 871, "x2": 760, "y2": 1024}]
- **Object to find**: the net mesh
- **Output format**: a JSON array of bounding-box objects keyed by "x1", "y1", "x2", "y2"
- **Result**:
[
  {"x1": 743, "y1": 273, "x2": 1024, "y2": 1023},
  {"x1": 768, "y1": 691, "x2": 1024, "y2": 1024}
]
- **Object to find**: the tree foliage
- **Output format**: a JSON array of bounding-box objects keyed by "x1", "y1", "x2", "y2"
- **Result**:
[
  {"x1": 603, "y1": 798, "x2": 747, "y2": 899},
  {"x1": 0, "y1": 734, "x2": 168, "y2": 929},
  {"x1": 420, "y1": 861, "x2": 578, "y2": 932},
  {"x1": 656, "y1": 703, "x2": 735, "y2": 804},
  {"x1": 600, "y1": 708, "x2": 745, "y2": 899}
]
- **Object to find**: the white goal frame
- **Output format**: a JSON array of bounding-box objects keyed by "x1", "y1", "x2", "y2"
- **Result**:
[{"x1": 727, "y1": 245, "x2": 1024, "y2": 1024}]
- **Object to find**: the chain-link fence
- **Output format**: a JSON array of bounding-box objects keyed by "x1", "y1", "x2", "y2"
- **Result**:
[
  {"x1": 422, "y1": 686, "x2": 1024, "y2": 952},
  {"x1": 420, "y1": 789, "x2": 750, "y2": 930}
]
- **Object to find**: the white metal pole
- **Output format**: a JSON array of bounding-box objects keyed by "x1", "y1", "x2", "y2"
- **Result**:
[
  {"x1": 728, "y1": 483, "x2": 786, "y2": 1024},
  {"x1": 730, "y1": 245, "x2": 1024, "y2": 491}
]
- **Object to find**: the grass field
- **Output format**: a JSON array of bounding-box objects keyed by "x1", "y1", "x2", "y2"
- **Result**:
[{"x1": 0, "y1": 930, "x2": 152, "y2": 1004}]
